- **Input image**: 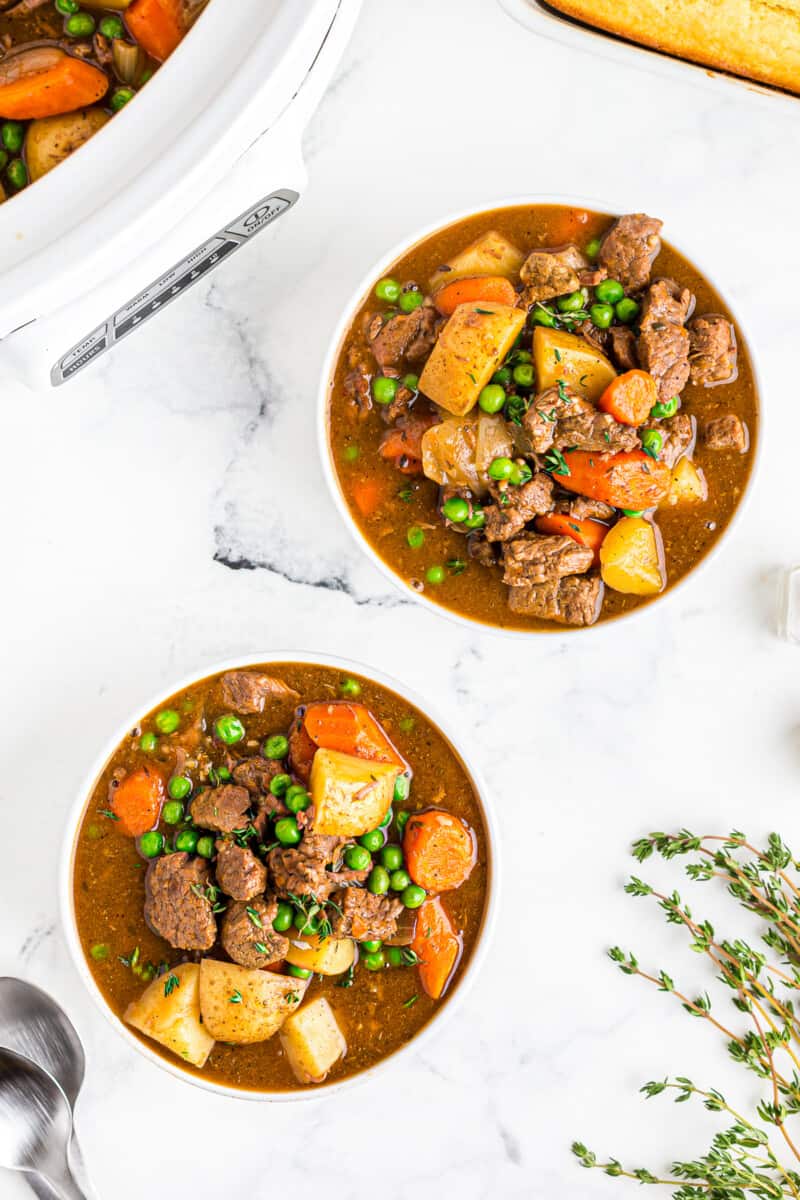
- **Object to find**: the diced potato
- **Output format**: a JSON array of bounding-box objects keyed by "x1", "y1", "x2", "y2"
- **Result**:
[
  {"x1": 421, "y1": 411, "x2": 512, "y2": 496},
  {"x1": 26, "y1": 108, "x2": 110, "y2": 183},
  {"x1": 533, "y1": 327, "x2": 617, "y2": 402},
  {"x1": 198, "y1": 959, "x2": 307, "y2": 1044},
  {"x1": 310, "y1": 748, "x2": 398, "y2": 837},
  {"x1": 419, "y1": 302, "x2": 526, "y2": 416},
  {"x1": 124, "y1": 963, "x2": 214, "y2": 1068},
  {"x1": 429, "y1": 230, "x2": 525, "y2": 293},
  {"x1": 600, "y1": 517, "x2": 664, "y2": 596},
  {"x1": 667, "y1": 457, "x2": 708, "y2": 505},
  {"x1": 286, "y1": 935, "x2": 355, "y2": 977},
  {"x1": 280, "y1": 997, "x2": 347, "y2": 1085}
]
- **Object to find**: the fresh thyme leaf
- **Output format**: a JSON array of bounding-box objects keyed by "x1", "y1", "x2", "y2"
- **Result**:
[
  {"x1": 164, "y1": 973, "x2": 180, "y2": 997},
  {"x1": 544, "y1": 448, "x2": 570, "y2": 476},
  {"x1": 556, "y1": 378, "x2": 570, "y2": 404},
  {"x1": 505, "y1": 394, "x2": 530, "y2": 426},
  {"x1": 554, "y1": 348, "x2": 562, "y2": 362},
  {"x1": 475, "y1": 307, "x2": 494, "y2": 315},
  {"x1": 403, "y1": 994, "x2": 419, "y2": 1008},
  {"x1": 229, "y1": 990, "x2": 243, "y2": 1004},
  {"x1": 446, "y1": 559, "x2": 467, "y2": 576},
  {"x1": 97, "y1": 808, "x2": 118, "y2": 821},
  {"x1": 397, "y1": 486, "x2": 413, "y2": 503},
  {"x1": 400, "y1": 948, "x2": 422, "y2": 966},
  {"x1": 246, "y1": 906, "x2": 263, "y2": 928},
  {"x1": 337, "y1": 965, "x2": 355, "y2": 989},
  {"x1": 467, "y1": 371, "x2": 477, "y2": 384},
  {"x1": 254, "y1": 941, "x2": 269, "y2": 955}
]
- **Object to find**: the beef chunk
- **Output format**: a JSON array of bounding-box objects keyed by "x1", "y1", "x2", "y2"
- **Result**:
[
  {"x1": 519, "y1": 244, "x2": 587, "y2": 304},
  {"x1": 382, "y1": 381, "x2": 416, "y2": 424},
  {"x1": 268, "y1": 834, "x2": 343, "y2": 901},
  {"x1": 467, "y1": 532, "x2": 499, "y2": 568},
  {"x1": 484, "y1": 473, "x2": 555, "y2": 542},
  {"x1": 608, "y1": 325, "x2": 639, "y2": 372},
  {"x1": 558, "y1": 495, "x2": 616, "y2": 521},
  {"x1": 556, "y1": 409, "x2": 640, "y2": 453},
  {"x1": 575, "y1": 318, "x2": 609, "y2": 356},
  {"x1": 641, "y1": 412, "x2": 695, "y2": 468},
  {"x1": 522, "y1": 385, "x2": 593, "y2": 454},
  {"x1": 190, "y1": 784, "x2": 250, "y2": 834},
  {"x1": 508, "y1": 573, "x2": 603, "y2": 626},
  {"x1": 638, "y1": 279, "x2": 694, "y2": 402},
  {"x1": 688, "y1": 314, "x2": 737, "y2": 385},
  {"x1": 220, "y1": 898, "x2": 288, "y2": 969},
  {"x1": 232, "y1": 756, "x2": 282, "y2": 796},
  {"x1": 344, "y1": 365, "x2": 371, "y2": 417},
  {"x1": 703, "y1": 413, "x2": 748, "y2": 452},
  {"x1": 598, "y1": 213, "x2": 663, "y2": 292},
  {"x1": 215, "y1": 840, "x2": 267, "y2": 902},
  {"x1": 144, "y1": 853, "x2": 217, "y2": 951},
  {"x1": 288, "y1": 716, "x2": 316, "y2": 784},
  {"x1": 330, "y1": 888, "x2": 403, "y2": 942},
  {"x1": 220, "y1": 670, "x2": 299, "y2": 714},
  {"x1": 502, "y1": 533, "x2": 594, "y2": 586},
  {"x1": 577, "y1": 266, "x2": 607, "y2": 287},
  {"x1": 368, "y1": 305, "x2": 440, "y2": 368}
]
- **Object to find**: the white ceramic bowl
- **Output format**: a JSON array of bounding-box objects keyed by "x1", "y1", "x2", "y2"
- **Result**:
[
  {"x1": 317, "y1": 193, "x2": 763, "y2": 638},
  {"x1": 59, "y1": 651, "x2": 499, "y2": 1102}
]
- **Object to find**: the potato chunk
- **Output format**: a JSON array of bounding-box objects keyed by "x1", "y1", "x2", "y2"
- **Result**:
[
  {"x1": 26, "y1": 108, "x2": 110, "y2": 182},
  {"x1": 600, "y1": 517, "x2": 664, "y2": 596},
  {"x1": 419, "y1": 302, "x2": 526, "y2": 416},
  {"x1": 429, "y1": 229, "x2": 524, "y2": 293},
  {"x1": 124, "y1": 963, "x2": 214, "y2": 1068},
  {"x1": 667, "y1": 457, "x2": 708, "y2": 505},
  {"x1": 280, "y1": 997, "x2": 347, "y2": 1085},
  {"x1": 198, "y1": 959, "x2": 307, "y2": 1044},
  {"x1": 286, "y1": 935, "x2": 355, "y2": 976},
  {"x1": 533, "y1": 327, "x2": 617, "y2": 402},
  {"x1": 309, "y1": 748, "x2": 398, "y2": 837}
]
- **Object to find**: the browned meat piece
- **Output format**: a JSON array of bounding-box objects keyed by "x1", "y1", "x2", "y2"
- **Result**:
[
  {"x1": 232, "y1": 756, "x2": 282, "y2": 795},
  {"x1": 521, "y1": 385, "x2": 593, "y2": 454},
  {"x1": 608, "y1": 325, "x2": 639, "y2": 372},
  {"x1": 330, "y1": 888, "x2": 403, "y2": 942},
  {"x1": 268, "y1": 834, "x2": 343, "y2": 900},
  {"x1": 559, "y1": 496, "x2": 616, "y2": 521},
  {"x1": 382, "y1": 380, "x2": 416, "y2": 424},
  {"x1": 598, "y1": 214, "x2": 663, "y2": 292},
  {"x1": 220, "y1": 670, "x2": 299, "y2": 714},
  {"x1": 703, "y1": 413, "x2": 748, "y2": 452},
  {"x1": 578, "y1": 266, "x2": 607, "y2": 287},
  {"x1": 519, "y1": 244, "x2": 587, "y2": 304},
  {"x1": 640, "y1": 412, "x2": 695, "y2": 468},
  {"x1": 575, "y1": 318, "x2": 609, "y2": 356},
  {"x1": 502, "y1": 534, "x2": 594, "y2": 586},
  {"x1": 220, "y1": 898, "x2": 288, "y2": 969},
  {"x1": 4, "y1": 0, "x2": 51, "y2": 12},
  {"x1": 468, "y1": 533, "x2": 499, "y2": 568},
  {"x1": 190, "y1": 784, "x2": 250, "y2": 834},
  {"x1": 288, "y1": 715, "x2": 316, "y2": 784},
  {"x1": 344, "y1": 366, "x2": 371, "y2": 417},
  {"x1": 638, "y1": 279, "x2": 695, "y2": 402},
  {"x1": 508, "y1": 574, "x2": 604, "y2": 626},
  {"x1": 688, "y1": 314, "x2": 737, "y2": 385},
  {"x1": 556, "y1": 410, "x2": 640, "y2": 453},
  {"x1": 484, "y1": 474, "x2": 555, "y2": 542},
  {"x1": 144, "y1": 853, "x2": 217, "y2": 951},
  {"x1": 215, "y1": 840, "x2": 267, "y2": 902},
  {"x1": 368, "y1": 305, "x2": 440, "y2": 368}
]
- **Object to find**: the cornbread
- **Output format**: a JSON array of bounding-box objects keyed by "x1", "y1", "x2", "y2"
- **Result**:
[{"x1": 544, "y1": 0, "x2": 800, "y2": 94}]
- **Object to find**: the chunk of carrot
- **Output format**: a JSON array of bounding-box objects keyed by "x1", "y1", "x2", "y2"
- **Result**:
[
  {"x1": 598, "y1": 370, "x2": 658, "y2": 427},
  {"x1": 0, "y1": 50, "x2": 108, "y2": 119},
  {"x1": 110, "y1": 766, "x2": 164, "y2": 837},
  {"x1": 411, "y1": 897, "x2": 462, "y2": 1000},
  {"x1": 534, "y1": 513, "x2": 609, "y2": 567},
  {"x1": 555, "y1": 449, "x2": 671, "y2": 510},
  {"x1": 303, "y1": 702, "x2": 406, "y2": 769},
  {"x1": 403, "y1": 809, "x2": 476, "y2": 893},
  {"x1": 379, "y1": 410, "x2": 439, "y2": 476},
  {"x1": 125, "y1": 0, "x2": 184, "y2": 62},
  {"x1": 350, "y1": 477, "x2": 385, "y2": 518},
  {"x1": 433, "y1": 275, "x2": 517, "y2": 316}
]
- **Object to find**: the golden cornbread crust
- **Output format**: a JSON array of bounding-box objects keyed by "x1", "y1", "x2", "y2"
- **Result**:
[{"x1": 545, "y1": 0, "x2": 800, "y2": 94}]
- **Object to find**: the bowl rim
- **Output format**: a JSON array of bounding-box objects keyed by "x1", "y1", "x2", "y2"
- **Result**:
[
  {"x1": 58, "y1": 650, "x2": 500, "y2": 1103},
  {"x1": 316, "y1": 191, "x2": 764, "y2": 639}
]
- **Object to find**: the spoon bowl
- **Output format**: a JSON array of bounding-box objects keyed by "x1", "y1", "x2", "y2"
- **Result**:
[
  {"x1": 0, "y1": 979, "x2": 85, "y2": 1109},
  {"x1": 0, "y1": 1048, "x2": 85, "y2": 1199}
]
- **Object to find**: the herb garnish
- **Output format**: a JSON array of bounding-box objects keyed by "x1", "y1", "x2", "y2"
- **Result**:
[
  {"x1": 229, "y1": 990, "x2": 242, "y2": 1005},
  {"x1": 337, "y1": 965, "x2": 355, "y2": 989},
  {"x1": 246, "y1": 906, "x2": 263, "y2": 928},
  {"x1": 403, "y1": 994, "x2": 419, "y2": 1008},
  {"x1": 544, "y1": 448, "x2": 570, "y2": 476},
  {"x1": 397, "y1": 486, "x2": 413, "y2": 503},
  {"x1": 254, "y1": 942, "x2": 269, "y2": 955},
  {"x1": 446, "y1": 559, "x2": 467, "y2": 576},
  {"x1": 164, "y1": 973, "x2": 180, "y2": 997},
  {"x1": 97, "y1": 808, "x2": 118, "y2": 821}
]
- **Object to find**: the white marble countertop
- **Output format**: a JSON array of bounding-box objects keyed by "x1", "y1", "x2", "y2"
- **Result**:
[{"x1": 3, "y1": 0, "x2": 800, "y2": 1196}]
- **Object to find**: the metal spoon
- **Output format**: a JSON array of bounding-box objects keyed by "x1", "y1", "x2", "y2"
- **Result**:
[
  {"x1": 0, "y1": 979, "x2": 88, "y2": 1199},
  {"x1": 0, "y1": 1048, "x2": 86, "y2": 1199}
]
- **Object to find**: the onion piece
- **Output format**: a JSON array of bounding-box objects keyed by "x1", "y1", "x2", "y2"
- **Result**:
[{"x1": 112, "y1": 39, "x2": 144, "y2": 85}]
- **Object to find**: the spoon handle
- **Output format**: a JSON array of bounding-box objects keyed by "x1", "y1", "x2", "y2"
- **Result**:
[
  {"x1": 25, "y1": 1135, "x2": 90, "y2": 1200},
  {"x1": 33, "y1": 1166, "x2": 87, "y2": 1200}
]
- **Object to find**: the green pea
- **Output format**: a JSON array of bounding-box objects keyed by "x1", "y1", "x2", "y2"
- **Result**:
[
  {"x1": 361, "y1": 939, "x2": 382, "y2": 953},
  {"x1": 650, "y1": 396, "x2": 679, "y2": 419},
  {"x1": 399, "y1": 290, "x2": 424, "y2": 313},
  {"x1": 272, "y1": 903, "x2": 293, "y2": 932},
  {"x1": 110, "y1": 88, "x2": 135, "y2": 112},
  {"x1": 594, "y1": 278, "x2": 624, "y2": 305},
  {"x1": 359, "y1": 828, "x2": 385, "y2": 853},
  {"x1": 285, "y1": 787, "x2": 311, "y2": 814},
  {"x1": 478, "y1": 383, "x2": 506, "y2": 414},
  {"x1": 463, "y1": 508, "x2": 486, "y2": 530},
  {"x1": 270, "y1": 773, "x2": 291, "y2": 797},
  {"x1": 1, "y1": 122, "x2": 23, "y2": 153},
  {"x1": 531, "y1": 304, "x2": 556, "y2": 327},
  {"x1": 379, "y1": 807, "x2": 394, "y2": 828},
  {"x1": 168, "y1": 775, "x2": 192, "y2": 801},
  {"x1": 362, "y1": 950, "x2": 385, "y2": 971},
  {"x1": 402, "y1": 884, "x2": 426, "y2": 909},
  {"x1": 380, "y1": 844, "x2": 404, "y2": 871},
  {"x1": 90, "y1": 942, "x2": 110, "y2": 961},
  {"x1": 99, "y1": 14, "x2": 124, "y2": 37},
  {"x1": 375, "y1": 277, "x2": 401, "y2": 303},
  {"x1": 390, "y1": 869, "x2": 411, "y2": 891},
  {"x1": 557, "y1": 291, "x2": 585, "y2": 313},
  {"x1": 55, "y1": 0, "x2": 79, "y2": 11},
  {"x1": 343, "y1": 444, "x2": 360, "y2": 462},
  {"x1": 589, "y1": 303, "x2": 614, "y2": 330},
  {"x1": 344, "y1": 844, "x2": 372, "y2": 871},
  {"x1": 488, "y1": 457, "x2": 514, "y2": 481},
  {"x1": 403, "y1": 373, "x2": 419, "y2": 391},
  {"x1": 407, "y1": 526, "x2": 425, "y2": 549},
  {"x1": 139, "y1": 732, "x2": 157, "y2": 753},
  {"x1": 86, "y1": 823, "x2": 103, "y2": 841},
  {"x1": 286, "y1": 964, "x2": 312, "y2": 980},
  {"x1": 339, "y1": 677, "x2": 361, "y2": 698},
  {"x1": 217, "y1": 766, "x2": 231, "y2": 781},
  {"x1": 138, "y1": 831, "x2": 164, "y2": 859},
  {"x1": 65, "y1": 11, "x2": 95, "y2": 35},
  {"x1": 442, "y1": 495, "x2": 470, "y2": 523},
  {"x1": 398, "y1": 716, "x2": 414, "y2": 734},
  {"x1": 623, "y1": 509, "x2": 645, "y2": 518},
  {"x1": 509, "y1": 462, "x2": 533, "y2": 486},
  {"x1": 373, "y1": 376, "x2": 398, "y2": 406},
  {"x1": 514, "y1": 349, "x2": 532, "y2": 363},
  {"x1": 155, "y1": 709, "x2": 180, "y2": 734},
  {"x1": 6, "y1": 158, "x2": 27, "y2": 190},
  {"x1": 386, "y1": 946, "x2": 404, "y2": 967},
  {"x1": 585, "y1": 237, "x2": 601, "y2": 259},
  {"x1": 214, "y1": 714, "x2": 245, "y2": 744},
  {"x1": 394, "y1": 774, "x2": 410, "y2": 804},
  {"x1": 162, "y1": 800, "x2": 184, "y2": 826},
  {"x1": 367, "y1": 865, "x2": 390, "y2": 895},
  {"x1": 275, "y1": 816, "x2": 301, "y2": 846},
  {"x1": 492, "y1": 366, "x2": 512, "y2": 387},
  {"x1": 395, "y1": 811, "x2": 410, "y2": 838},
  {"x1": 196, "y1": 835, "x2": 214, "y2": 859},
  {"x1": 512, "y1": 362, "x2": 535, "y2": 388},
  {"x1": 641, "y1": 429, "x2": 663, "y2": 458},
  {"x1": 263, "y1": 734, "x2": 288, "y2": 759},
  {"x1": 425, "y1": 565, "x2": 445, "y2": 585},
  {"x1": 174, "y1": 829, "x2": 199, "y2": 854},
  {"x1": 295, "y1": 912, "x2": 321, "y2": 937},
  {"x1": 615, "y1": 297, "x2": 640, "y2": 324}
]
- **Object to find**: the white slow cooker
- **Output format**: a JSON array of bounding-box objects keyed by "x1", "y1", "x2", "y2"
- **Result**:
[{"x1": 0, "y1": 0, "x2": 361, "y2": 389}]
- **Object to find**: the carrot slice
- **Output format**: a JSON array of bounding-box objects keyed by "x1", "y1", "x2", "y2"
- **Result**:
[
  {"x1": 126, "y1": 0, "x2": 184, "y2": 62},
  {"x1": 0, "y1": 49, "x2": 108, "y2": 119},
  {"x1": 110, "y1": 766, "x2": 164, "y2": 837},
  {"x1": 403, "y1": 809, "x2": 476, "y2": 893},
  {"x1": 411, "y1": 897, "x2": 462, "y2": 1000},
  {"x1": 303, "y1": 702, "x2": 406, "y2": 768},
  {"x1": 351, "y1": 477, "x2": 385, "y2": 518},
  {"x1": 555, "y1": 449, "x2": 671, "y2": 510},
  {"x1": 598, "y1": 370, "x2": 658, "y2": 427},
  {"x1": 534, "y1": 513, "x2": 609, "y2": 567},
  {"x1": 433, "y1": 275, "x2": 517, "y2": 316}
]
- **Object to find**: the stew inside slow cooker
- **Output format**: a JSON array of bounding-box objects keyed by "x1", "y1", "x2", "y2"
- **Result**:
[
  {"x1": 0, "y1": 0, "x2": 206, "y2": 201},
  {"x1": 73, "y1": 663, "x2": 489, "y2": 1091},
  {"x1": 328, "y1": 205, "x2": 758, "y2": 630}
]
